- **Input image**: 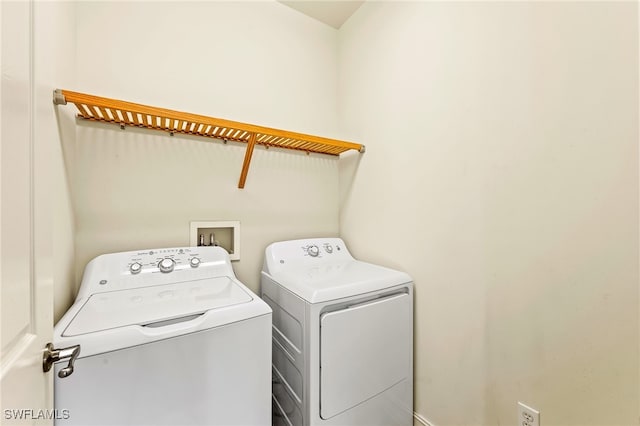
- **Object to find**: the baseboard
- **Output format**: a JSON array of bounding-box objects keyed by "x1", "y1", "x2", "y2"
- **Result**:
[{"x1": 413, "y1": 412, "x2": 434, "y2": 426}]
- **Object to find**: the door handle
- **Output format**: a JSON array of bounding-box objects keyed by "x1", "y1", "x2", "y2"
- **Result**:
[{"x1": 43, "y1": 343, "x2": 80, "y2": 378}]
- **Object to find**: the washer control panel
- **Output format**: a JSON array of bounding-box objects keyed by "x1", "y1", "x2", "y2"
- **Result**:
[
  {"x1": 124, "y1": 247, "x2": 203, "y2": 275},
  {"x1": 76, "y1": 246, "x2": 237, "y2": 299}
]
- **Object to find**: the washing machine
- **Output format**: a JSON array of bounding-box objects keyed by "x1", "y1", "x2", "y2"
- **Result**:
[
  {"x1": 52, "y1": 246, "x2": 271, "y2": 425},
  {"x1": 260, "y1": 238, "x2": 413, "y2": 426}
]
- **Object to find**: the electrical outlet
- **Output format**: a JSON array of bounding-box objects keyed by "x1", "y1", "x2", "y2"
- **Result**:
[{"x1": 518, "y1": 402, "x2": 540, "y2": 426}]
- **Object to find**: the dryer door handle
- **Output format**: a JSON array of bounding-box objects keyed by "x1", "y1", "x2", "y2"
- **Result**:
[{"x1": 343, "y1": 291, "x2": 408, "y2": 310}]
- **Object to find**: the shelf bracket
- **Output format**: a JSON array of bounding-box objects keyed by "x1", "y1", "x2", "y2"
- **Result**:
[
  {"x1": 52, "y1": 89, "x2": 67, "y2": 105},
  {"x1": 238, "y1": 132, "x2": 257, "y2": 189}
]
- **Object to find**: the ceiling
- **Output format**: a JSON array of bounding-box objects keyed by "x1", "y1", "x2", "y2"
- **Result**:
[{"x1": 278, "y1": 1, "x2": 365, "y2": 29}]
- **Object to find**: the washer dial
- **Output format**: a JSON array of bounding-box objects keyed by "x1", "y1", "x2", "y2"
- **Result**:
[
  {"x1": 158, "y1": 258, "x2": 175, "y2": 273},
  {"x1": 129, "y1": 262, "x2": 142, "y2": 274},
  {"x1": 189, "y1": 257, "x2": 201, "y2": 268}
]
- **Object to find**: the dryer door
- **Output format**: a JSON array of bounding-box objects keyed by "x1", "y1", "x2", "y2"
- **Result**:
[{"x1": 319, "y1": 292, "x2": 412, "y2": 419}]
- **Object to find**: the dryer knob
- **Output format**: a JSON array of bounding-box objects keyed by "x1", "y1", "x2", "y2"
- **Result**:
[
  {"x1": 189, "y1": 257, "x2": 201, "y2": 268},
  {"x1": 158, "y1": 258, "x2": 175, "y2": 273},
  {"x1": 308, "y1": 245, "x2": 320, "y2": 257}
]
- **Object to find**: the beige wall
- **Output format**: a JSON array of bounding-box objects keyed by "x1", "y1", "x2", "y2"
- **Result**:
[
  {"x1": 338, "y1": 2, "x2": 639, "y2": 425},
  {"x1": 33, "y1": 1, "x2": 77, "y2": 324},
  {"x1": 51, "y1": 1, "x2": 639, "y2": 424},
  {"x1": 68, "y1": 1, "x2": 341, "y2": 295}
]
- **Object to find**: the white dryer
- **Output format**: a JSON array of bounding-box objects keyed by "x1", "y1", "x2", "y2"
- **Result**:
[
  {"x1": 53, "y1": 246, "x2": 271, "y2": 425},
  {"x1": 261, "y1": 238, "x2": 413, "y2": 426}
]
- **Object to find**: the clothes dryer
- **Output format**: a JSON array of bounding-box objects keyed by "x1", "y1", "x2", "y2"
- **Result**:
[{"x1": 261, "y1": 238, "x2": 413, "y2": 426}]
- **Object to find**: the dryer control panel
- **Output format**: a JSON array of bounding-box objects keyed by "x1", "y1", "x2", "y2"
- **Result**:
[
  {"x1": 263, "y1": 238, "x2": 354, "y2": 275},
  {"x1": 303, "y1": 241, "x2": 343, "y2": 258}
]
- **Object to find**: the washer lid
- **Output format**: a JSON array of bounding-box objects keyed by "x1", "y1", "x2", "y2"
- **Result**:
[
  {"x1": 62, "y1": 276, "x2": 252, "y2": 336},
  {"x1": 265, "y1": 260, "x2": 411, "y2": 303}
]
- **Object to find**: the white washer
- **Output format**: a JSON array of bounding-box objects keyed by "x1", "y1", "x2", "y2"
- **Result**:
[
  {"x1": 261, "y1": 238, "x2": 413, "y2": 426},
  {"x1": 53, "y1": 246, "x2": 271, "y2": 425}
]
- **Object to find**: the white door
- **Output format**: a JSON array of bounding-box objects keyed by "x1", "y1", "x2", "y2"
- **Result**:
[
  {"x1": 1, "y1": 0, "x2": 54, "y2": 424},
  {"x1": 320, "y1": 292, "x2": 412, "y2": 420}
]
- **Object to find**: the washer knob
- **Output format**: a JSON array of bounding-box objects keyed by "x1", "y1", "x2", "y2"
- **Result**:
[
  {"x1": 324, "y1": 245, "x2": 333, "y2": 254},
  {"x1": 189, "y1": 257, "x2": 201, "y2": 268},
  {"x1": 308, "y1": 245, "x2": 320, "y2": 257},
  {"x1": 129, "y1": 262, "x2": 142, "y2": 274},
  {"x1": 158, "y1": 258, "x2": 175, "y2": 273}
]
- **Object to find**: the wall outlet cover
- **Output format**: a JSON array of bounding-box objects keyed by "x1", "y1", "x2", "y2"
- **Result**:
[{"x1": 518, "y1": 401, "x2": 540, "y2": 426}]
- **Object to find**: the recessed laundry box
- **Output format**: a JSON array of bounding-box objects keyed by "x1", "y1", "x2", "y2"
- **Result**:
[
  {"x1": 261, "y1": 238, "x2": 413, "y2": 426},
  {"x1": 52, "y1": 246, "x2": 272, "y2": 426}
]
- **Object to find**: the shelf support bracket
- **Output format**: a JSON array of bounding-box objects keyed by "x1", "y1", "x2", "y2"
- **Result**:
[
  {"x1": 238, "y1": 132, "x2": 257, "y2": 189},
  {"x1": 52, "y1": 89, "x2": 67, "y2": 105}
]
